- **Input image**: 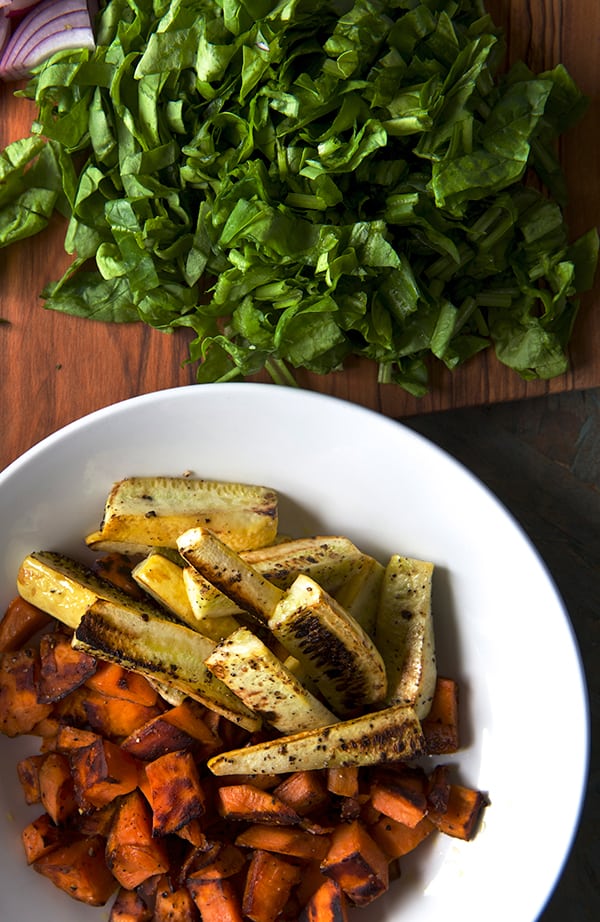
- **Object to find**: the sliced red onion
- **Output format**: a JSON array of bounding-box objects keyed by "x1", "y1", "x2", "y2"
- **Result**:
[
  {"x1": 0, "y1": 0, "x2": 94, "y2": 80},
  {"x1": 0, "y1": 15, "x2": 9, "y2": 59},
  {"x1": 0, "y1": 0, "x2": 44, "y2": 18}
]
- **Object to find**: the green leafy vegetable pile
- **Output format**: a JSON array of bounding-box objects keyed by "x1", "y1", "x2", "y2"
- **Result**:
[{"x1": 1, "y1": 0, "x2": 598, "y2": 393}]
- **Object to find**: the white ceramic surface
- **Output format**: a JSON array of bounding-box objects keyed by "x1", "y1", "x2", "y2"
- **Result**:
[{"x1": 0, "y1": 383, "x2": 589, "y2": 921}]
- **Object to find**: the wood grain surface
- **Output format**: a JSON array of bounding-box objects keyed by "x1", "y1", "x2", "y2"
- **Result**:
[{"x1": 1, "y1": 0, "x2": 600, "y2": 471}]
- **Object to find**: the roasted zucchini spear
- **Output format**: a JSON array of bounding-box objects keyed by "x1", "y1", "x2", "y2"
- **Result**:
[
  {"x1": 333, "y1": 554, "x2": 384, "y2": 638},
  {"x1": 132, "y1": 553, "x2": 240, "y2": 641},
  {"x1": 268, "y1": 574, "x2": 388, "y2": 717},
  {"x1": 177, "y1": 527, "x2": 284, "y2": 622},
  {"x1": 204, "y1": 626, "x2": 337, "y2": 734},
  {"x1": 16, "y1": 551, "x2": 162, "y2": 630},
  {"x1": 85, "y1": 477, "x2": 278, "y2": 552},
  {"x1": 375, "y1": 556, "x2": 437, "y2": 719},
  {"x1": 180, "y1": 535, "x2": 366, "y2": 621},
  {"x1": 73, "y1": 599, "x2": 261, "y2": 731},
  {"x1": 207, "y1": 704, "x2": 424, "y2": 775}
]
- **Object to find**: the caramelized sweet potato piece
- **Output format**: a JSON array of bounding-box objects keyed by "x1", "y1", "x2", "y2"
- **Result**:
[
  {"x1": 164, "y1": 698, "x2": 222, "y2": 749},
  {"x1": 298, "y1": 877, "x2": 348, "y2": 922},
  {"x1": 369, "y1": 768, "x2": 428, "y2": 829},
  {"x1": 370, "y1": 814, "x2": 435, "y2": 859},
  {"x1": 320, "y1": 819, "x2": 389, "y2": 906},
  {"x1": 70, "y1": 736, "x2": 139, "y2": 808},
  {"x1": 56, "y1": 724, "x2": 101, "y2": 751},
  {"x1": 242, "y1": 849, "x2": 302, "y2": 922},
  {"x1": 428, "y1": 783, "x2": 488, "y2": 841},
  {"x1": 154, "y1": 881, "x2": 199, "y2": 922},
  {"x1": 38, "y1": 751, "x2": 77, "y2": 824},
  {"x1": 17, "y1": 753, "x2": 46, "y2": 804},
  {"x1": 109, "y1": 885, "x2": 153, "y2": 921},
  {"x1": 83, "y1": 688, "x2": 162, "y2": 739},
  {"x1": 0, "y1": 648, "x2": 53, "y2": 736},
  {"x1": 426, "y1": 762, "x2": 451, "y2": 813},
  {"x1": 184, "y1": 843, "x2": 246, "y2": 881},
  {"x1": 273, "y1": 770, "x2": 329, "y2": 816},
  {"x1": 145, "y1": 749, "x2": 207, "y2": 836},
  {"x1": 421, "y1": 676, "x2": 460, "y2": 754},
  {"x1": 327, "y1": 766, "x2": 359, "y2": 799},
  {"x1": 216, "y1": 783, "x2": 301, "y2": 825},
  {"x1": 86, "y1": 661, "x2": 160, "y2": 707},
  {"x1": 121, "y1": 712, "x2": 201, "y2": 760},
  {"x1": 187, "y1": 877, "x2": 245, "y2": 922},
  {"x1": 21, "y1": 812, "x2": 76, "y2": 864},
  {"x1": 38, "y1": 631, "x2": 97, "y2": 702},
  {"x1": 33, "y1": 834, "x2": 118, "y2": 905},
  {"x1": 236, "y1": 824, "x2": 331, "y2": 861},
  {"x1": 0, "y1": 597, "x2": 52, "y2": 652},
  {"x1": 106, "y1": 790, "x2": 170, "y2": 889}
]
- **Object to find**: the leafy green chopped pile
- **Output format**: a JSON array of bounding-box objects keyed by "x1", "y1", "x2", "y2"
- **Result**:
[{"x1": 1, "y1": 0, "x2": 598, "y2": 393}]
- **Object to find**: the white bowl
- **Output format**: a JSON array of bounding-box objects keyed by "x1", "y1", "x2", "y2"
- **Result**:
[{"x1": 0, "y1": 383, "x2": 589, "y2": 922}]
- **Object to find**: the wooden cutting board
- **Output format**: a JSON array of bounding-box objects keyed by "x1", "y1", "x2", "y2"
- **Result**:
[{"x1": 1, "y1": 0, "x2": 599, "y2": 472}]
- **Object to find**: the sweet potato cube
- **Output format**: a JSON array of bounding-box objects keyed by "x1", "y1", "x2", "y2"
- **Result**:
[
  {"x1": 22, "y1": 812, "x2": 75, "y2": 864},
  {"x1": 38, "y1": 631, "x2": 97, "y2": 702},
  {"x1": 17, "y1": 753, "x2": 46, "y2": 804},
  {"x1": 428, "y1": 783, "x2": 488, "y2": 841},
  {"x1": 273, "y1": 770, "x2": 329, "y2": 816},
  {"x1": 242, "y1": 849, "x2": 302, "y2": 922},
  {"x1": 187, "y1": 877, "x2": 244, "y2": 922},
  {"x1": 426, "y1": 762, "x2": 451, "y2": 813},
  {"x1": 84, "y1": 688, "x2": 161, "y2": 739},
  {"x1": 164, "y1": 698, "x2": 222, "y2": 749},
  {"x1": 38, "y1": 751, "x2": 77, "y2": 824},
  {"x1": 145, "y1": 749, "x2": 207, "y2": 836},
  {"x1": 0, "y1": 648, "x2": 53, "y2": 736},
  {"x1": 370, "y1": 814, "x2": 435, "y2": 859},
  {"x1": 121, "y1": 712, "x2": 200, "y2": 760},
  {"x1": 327, "y1": 766, "x2": 359, "y2": 798},
  {"x1": 56, "y1": 724, "x2": 101, "y2": 752},
  {"x1": 70, "y1": 737, "x2": 139, "y2": 808},
  {"x1": 320, "y1": 820, "x2": 389, "y2": 906},
  {"x1": 236, "y1": 824, "x2": 331, "y2": 861},
  {"x1": 109, "y1": 885, "x2": 153, "y2": 921},
  {"x1": 86, "y1": 660, "x2": 159, "y2": 707},
  {"x1": 33, "y1": 834, "x2": 118, "y2": 905},
  {"x1": 0, "y1": 596, "x2": 52, "y2": 652},
  {"x1": 421, "y1": 676, "x2": 460, "y2": 754},
  {"x1": 185, "y1": 842, "x2": 246, "y2": 881},
  {"x1": 154, "y1": 882, "x2": 199, "y2": 922},
  {"x1": 369, "y1": 770, "x2": 428, "y2": 829},
  {"x1": 216, "y1": 783, "x2": 301, "y2": 825},
  {"x1": 106, "y1": 789, "x2": 170, "y2": 889},
  {"x1": 299, "y1": 877, "x2": 349, "y2": 922}
]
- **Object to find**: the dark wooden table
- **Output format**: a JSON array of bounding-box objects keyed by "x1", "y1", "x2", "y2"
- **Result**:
[{"x1": 1, "y1": 2, "x2": 598, "y2": 919}]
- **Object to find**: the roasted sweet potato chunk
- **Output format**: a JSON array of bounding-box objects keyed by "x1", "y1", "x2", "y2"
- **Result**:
[
  {"x1": 154, "y1": 881, "x2": 199, "y2": 922},
  {"x1": 85, "y1": 660, "x2": 160, "y2": 707},
  {"x1": 236, "y1": 824, "x2": 331, "y2": 861},
  {"x1": 70, "y1": 736, "x2": 139, "y2": 808},
  {"x1": 109, "y1": 885, "x2": 153, "y2": 921},
  {"x1": 273, "y1": 770, "x2": 329, "y2": 816},
  {"x1": 21, "y1": 812, "x2": 76, "y2": 865},
  {"x1": 216, "y1": 783, "x2": 301, "y2": 825},
  {"x1": 106, "y1": 790, "x2": 170, "y2": 889},
  {"x1": 370, "y1": 814, "x2": 435, "y2": 859},
  {"x1": 298, "y1": 877, "x2": 349, "y2": 922},
  {"x1": 0, "y1": 597, "x2": 52, "y2": 652},
  {"x1": 187, "y1": 877, "x2": 245, "y2": 922},
  {"x1": 38, "y1": 631, "x2": 97, "y2": 702},
  {"x1": 428, "y1": 783, "x2": 488, "y2": 841},
  {"x1": 421, "y1": 676, "x2": 460, "y2": 754},
  {"x1": 145, "y1": 749, "x2": 207, "y2": 836},
  {"x1": 242, "y1": 849, "x2": 301, "y2": 922},
  {"x1": 38, "y1": 751, "x2": 77, "y2": 824},
  {"x1": 0, "y1": 647, "x2": 53, "y2": 736},
  {"x1": 320, "y1": 820, "x2": 389, "y2": 906},
  {"x1": 33, "y1": 834, "x2": 118, "y2": 905}
]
